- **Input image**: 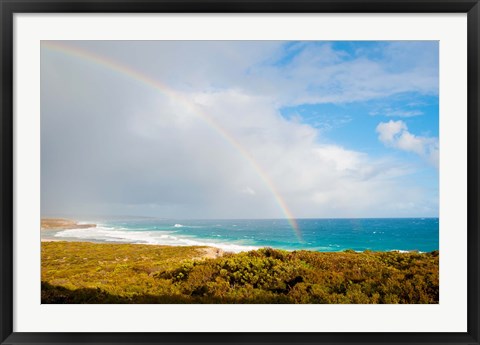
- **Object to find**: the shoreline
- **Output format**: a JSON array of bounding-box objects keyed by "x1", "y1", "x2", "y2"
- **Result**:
[
  {"x1": 40, "y1": 218, "x2": 436, "y2": 254},
  {"x1": 39, "y1": 238, "x2": 434, "y2": 256},
  {"x1": 41, "y1": 218, "x2": 96, "y2": 231}
]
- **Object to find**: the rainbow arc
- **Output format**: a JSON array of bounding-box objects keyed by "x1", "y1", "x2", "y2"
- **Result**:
[{"x1": 43, "y1": 41, "x2": 303, "y2": 241}]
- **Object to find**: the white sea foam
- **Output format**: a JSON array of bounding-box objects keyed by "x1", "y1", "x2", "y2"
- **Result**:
[
  {"x1": 53, "y1": 226, "x2": 258, "y2": 253},
  {"x1": 173, "y1": 223, "x2": 205, "y2": 229},
  {"x1": 388, "y1": 249, "x2": 425, "y2": 253},
  {"x1": 77, "y1": 220, "x2": 94, "y2": 225}
]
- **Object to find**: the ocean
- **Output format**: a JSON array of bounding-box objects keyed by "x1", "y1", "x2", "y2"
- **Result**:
[{"x1": 45, "y1": 217, "x2": 439, "y2": 253}]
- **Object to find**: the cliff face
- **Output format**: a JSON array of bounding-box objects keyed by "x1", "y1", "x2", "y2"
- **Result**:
[{"x1": 41, "y1": 218, "x2": 96, "y2": 230}]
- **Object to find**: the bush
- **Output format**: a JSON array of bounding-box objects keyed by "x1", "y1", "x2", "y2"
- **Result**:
[{"x1": 42, "y1": 242, "x2": 439, "y2": 304}]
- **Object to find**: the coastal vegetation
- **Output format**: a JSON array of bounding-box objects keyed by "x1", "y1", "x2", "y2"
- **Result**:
[{"x1": 42, "y1": 241, "x2": 439, "y2": 304}]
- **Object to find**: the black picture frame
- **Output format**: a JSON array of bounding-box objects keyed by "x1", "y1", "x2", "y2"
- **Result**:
[{"x1": 1, "y1": 1, "x2": 479, "y2": 344}]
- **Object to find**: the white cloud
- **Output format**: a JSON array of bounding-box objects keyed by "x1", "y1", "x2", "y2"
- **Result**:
[
  {"x1": 241, "y1": 187, "x2": 256, "y2": 195},
  {"x1": 376, "y1": 120, "x2": 439, "y2": 167},
  {"x1": 41, "y1": 41, "x2": 439, "y2": 218},
  {"x1": 248, "y1": 42, "x2": 438, "y2": 106},
  {"x1": 129, "y1": 89, "x2": 437, "y2": 218},
  {"x1": 370, "y1": 109, "x2": 424, "y2": 117},
  {"x1": 63, "y1": 41, "x2": 437, "y2": 107},
  {"x1": 387, "y1": 110, "x2": 424, "y2": 117}
]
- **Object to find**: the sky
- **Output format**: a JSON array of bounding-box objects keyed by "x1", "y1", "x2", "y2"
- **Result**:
[{"x1": 41, "y1": 40, "x2": 439, "y2": 219}]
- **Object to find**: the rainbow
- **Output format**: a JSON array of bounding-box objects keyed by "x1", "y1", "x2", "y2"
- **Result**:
[{"x1": 42, "y1": 41, "x2": 302, "y2": 241}]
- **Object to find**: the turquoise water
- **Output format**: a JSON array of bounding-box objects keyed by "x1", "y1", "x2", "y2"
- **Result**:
[{"x1": 51, "y1": 218, "x2": 439, "y2": 253}]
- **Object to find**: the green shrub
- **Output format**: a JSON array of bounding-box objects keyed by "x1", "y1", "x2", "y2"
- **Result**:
[{"x1": 42, "y1": 242, "x2": 439, "y2": 304}]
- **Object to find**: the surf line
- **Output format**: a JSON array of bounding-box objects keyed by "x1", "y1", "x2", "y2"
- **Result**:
[{"x1": 43, "y1": 41, "x2": 303, "y2": 242}]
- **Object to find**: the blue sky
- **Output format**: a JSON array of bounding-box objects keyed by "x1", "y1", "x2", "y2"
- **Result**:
[
  {"x1": 41, "y1": 41, "x2": 439, "y2": 218},
  {"x1": 280, "y1": 92, "x2": 439, "y2": 155}
]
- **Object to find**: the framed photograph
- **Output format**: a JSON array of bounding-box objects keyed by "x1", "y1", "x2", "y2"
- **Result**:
[{"x1": 1, "y1": 1, "x2": 479, "y2": 344}]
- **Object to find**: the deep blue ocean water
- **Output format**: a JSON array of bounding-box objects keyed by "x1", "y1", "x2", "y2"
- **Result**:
[{"x1": 48, "y1": 218, "x2": 439, "y2": 253}]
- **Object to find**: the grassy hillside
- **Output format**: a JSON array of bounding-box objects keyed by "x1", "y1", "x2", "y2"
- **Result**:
[{"x1": 42, "y1": 242, "x2": 439, "y2": 304}]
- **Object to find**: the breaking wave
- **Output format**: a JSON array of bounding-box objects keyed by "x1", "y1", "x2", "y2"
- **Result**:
[{"x1": 53, "y1": 226, "x2": 258, "y2": 253}]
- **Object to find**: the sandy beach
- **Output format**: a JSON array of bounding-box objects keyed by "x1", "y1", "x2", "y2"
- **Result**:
[
  {"x1": 40, "y1": 218, "x2": 225, "y2": 258},
  {"x1": 41, "y1": 218, "x2": 96, "y2": 230},
  {"x1": 41, "y1": 218, "x2": 97, "y2": 243}
]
